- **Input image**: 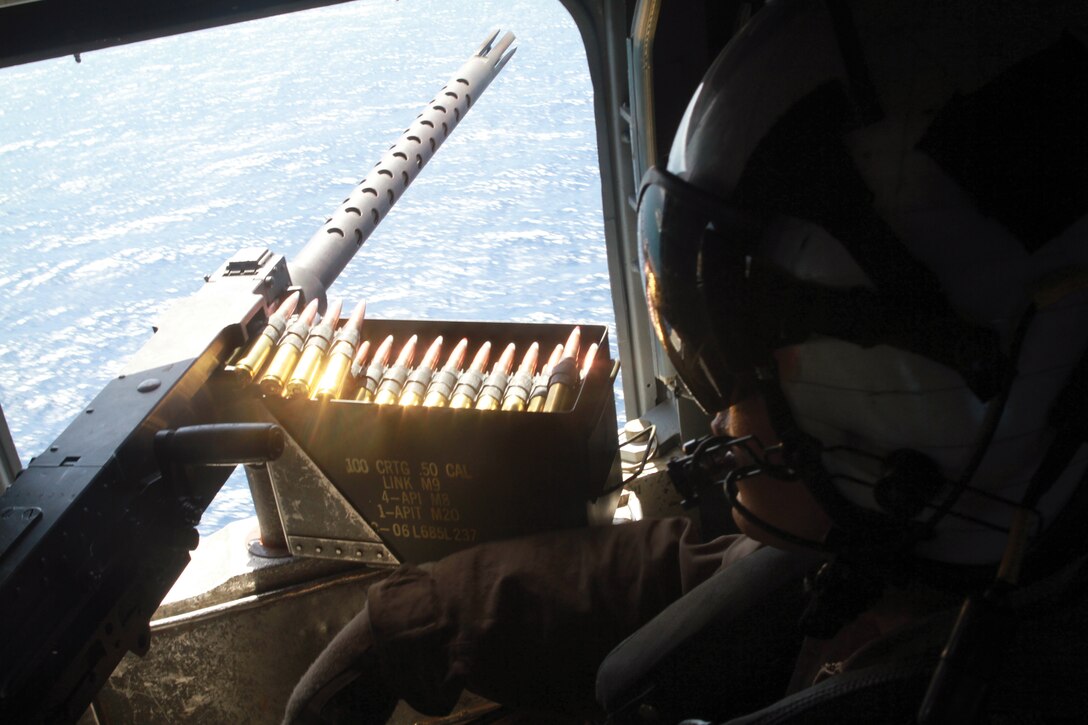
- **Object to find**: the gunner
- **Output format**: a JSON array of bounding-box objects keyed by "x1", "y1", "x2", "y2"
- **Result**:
[{"x1": 287, "y1": 1, "x2": 1088, "y2": 721}]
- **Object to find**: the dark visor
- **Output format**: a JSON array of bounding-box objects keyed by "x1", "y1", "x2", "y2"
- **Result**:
[
  {"x1": 638, "y1": 166, "x2": 767, "y2": 413},
  {"x1": 639, "y1": 166, "x2": 1011, "y2": 411}
]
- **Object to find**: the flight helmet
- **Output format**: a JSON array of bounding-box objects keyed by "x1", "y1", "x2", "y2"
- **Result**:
[{"x1": 640, "y1": 0, "x2": 1088, "y2": 566}]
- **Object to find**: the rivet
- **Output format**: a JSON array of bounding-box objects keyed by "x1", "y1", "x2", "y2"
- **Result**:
[
  {"x1": 335, "y1": 547, "x2": 342, "y2": 555},
  {"x1": 355, "y1": 550, "x2": 363, "y2": 557},
  {"x1": 315, "y1": 546, "x2": 322, "y2": 554},
  {"x1": 137, "y1": 378, "x2": 161, "y2": 393},
  {"x1": 295, "y1": 544, "x2": 302, "y2": 552}
]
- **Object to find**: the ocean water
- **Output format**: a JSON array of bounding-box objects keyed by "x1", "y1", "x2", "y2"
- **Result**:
[{"x1": 0, "y1": 0, "x2": 620, "y2": 534}]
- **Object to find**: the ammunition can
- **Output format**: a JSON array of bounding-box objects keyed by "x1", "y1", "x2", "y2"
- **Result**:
[{"x1": 260, "y1": 319, "x2": 620, "y2": 565}]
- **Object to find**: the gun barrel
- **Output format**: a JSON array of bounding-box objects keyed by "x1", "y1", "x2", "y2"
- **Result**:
[{"x1": 288, "y1": 31, "x2": 516, "y2": 302}]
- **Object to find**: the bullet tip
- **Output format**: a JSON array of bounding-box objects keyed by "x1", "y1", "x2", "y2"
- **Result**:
[
  {"x1": 276, "y1": 291, "x2": 301, "y2": 318},
  {"x1": 520, "y1": 341, "x2": 540, "y2": 374},
  {"x1": 562, "y1": 326, "x2": 581, "y2": 361},
  {"x1": 352, "y1": 339, "x2": 372, "y2": 367},
  {"x1": 396, "y1": 336, "x2": 419, "y2": 365},
  {"x1": 546, "y1": 342, "x2": 564, "y2": 370},
  {"x1": 373, "y1": 335, "x2": 396, "y2": 365},
  {"x1": 422, "y1": 336, "x2": 444, "y2": 369},
  {"x1": 300, "y1": 297, "x2": 321, "y2": 324},
  {"x1": 470, "y1": 341, "x2": 492, "y2": 372},
  {"x1": 324, "y1": 298, "x2": 344, "y2": 324},
  {"x1": 496, "y1": 342, "x2": 517, "y2": 374},
  {"x1": 347, "y1": 299, "x2": 367, "y2": 329},
  {"x1": 581, "y1": 342, "x2": 600, "y2": 378},
  {"x1": 447, "y1": 338, "x2": 470, "y2": 369}
]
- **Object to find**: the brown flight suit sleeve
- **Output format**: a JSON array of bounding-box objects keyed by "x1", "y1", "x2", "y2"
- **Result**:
[{"x1": 365, "y1": 517, "x2": 760, "y2": 715}]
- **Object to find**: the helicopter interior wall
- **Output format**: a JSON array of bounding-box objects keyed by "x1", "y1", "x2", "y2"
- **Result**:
[
  {"x1": 648, "y1": 1, "x2": 745, "y2": 158},
  {"x1": 0, "y1": 0, "x2": 356, "y2": 70}
]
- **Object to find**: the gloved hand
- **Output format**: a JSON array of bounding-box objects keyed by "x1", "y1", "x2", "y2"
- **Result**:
[{"x1": 283, "y1": 604, "x2": 398, "y2": 724}]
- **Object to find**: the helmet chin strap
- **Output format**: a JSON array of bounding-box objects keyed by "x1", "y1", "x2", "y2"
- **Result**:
[
  {"x1": 721, "y1": 465, "x2": 833, "y2": 553},
  {"x1": 665, "y1": 430, "x2": 840, "y2": 552},
  {"x1": 741, "y1": 443, "x2": 939, "y2": 552},
  {"x1": 716, "y1": 444, "x2": 906, "y2": 639}
]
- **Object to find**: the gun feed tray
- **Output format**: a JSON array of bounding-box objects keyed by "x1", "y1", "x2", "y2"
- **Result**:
[{"x1": 252, "y1": 319, "x2": 621, "y2": 565}]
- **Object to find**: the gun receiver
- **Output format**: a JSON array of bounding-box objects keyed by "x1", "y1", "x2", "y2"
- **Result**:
[{"x1": 0, "y1": 32, "x2": 515, "y2": 722}]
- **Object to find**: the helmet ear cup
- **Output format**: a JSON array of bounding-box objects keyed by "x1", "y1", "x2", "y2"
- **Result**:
[{"x1": 873, "y1": 449, "x2": 946, "y2": 521}]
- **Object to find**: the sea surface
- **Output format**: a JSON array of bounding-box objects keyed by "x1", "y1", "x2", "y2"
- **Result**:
[{"x1": 0, "y1": 0, "x2": 620, "y2": 535}]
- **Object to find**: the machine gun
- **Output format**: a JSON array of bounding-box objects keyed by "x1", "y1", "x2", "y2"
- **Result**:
[{"x1": 0, "y1": 31, "x2": 515, "y2": 722}]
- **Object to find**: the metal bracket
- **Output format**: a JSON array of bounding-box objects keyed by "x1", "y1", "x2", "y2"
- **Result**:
[{"x1": 266, "y1": 431, "x2": 396, "y2": 566}]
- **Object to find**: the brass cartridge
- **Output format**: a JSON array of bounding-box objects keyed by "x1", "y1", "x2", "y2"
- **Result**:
[
  {"x1": 527, "y1": 343, "x2": 564, "y2": 412},
  {"x1": 285, "y1": 299, "x2": 344, "y2": 399},
  {"x1": 475, "y1": 342, "x2": 517, "y2": 411},
  {"x1": 422, "y1": 338, "x2": 469, "y2": 408},
  {"x1": 543, "y1": 327, "x2": 581, "y2": 413},
  {"x1": 398, "y1": 336, "x2": 445, "y2": 407},
  {"x1": 355, "y1": 335, "x2": 395, "y2": 402},
  {"x1": 448, "y1": 341, "x2": 492, "y2": 409},
  {"x1": 313, "y1": 346, "x2": 355, "y2": 401},
  {"x1": 258, "y1": 298, "x2": 321, "y2": 396},
  {"x1": 500, "y1": 342, "x2": 540, "y2": 412},
  {"x1": 340, "y1": 340, "x2": 371, "y2": 400},
  {"x1": 373, "y1": 335, "x2": 419, "y2": 405},
  {"x1": 312, "y1": 300, "x2": 367, "y2": 401},
  {"x1": 232, "y1": 291, "x2": 300, "y2": 385},
  {"x1": 348, "y1": 338, "x2": 373, "y2": 381},
  {"x1": 580, "y1": 342, "x2": 599, "y2": 379}
]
